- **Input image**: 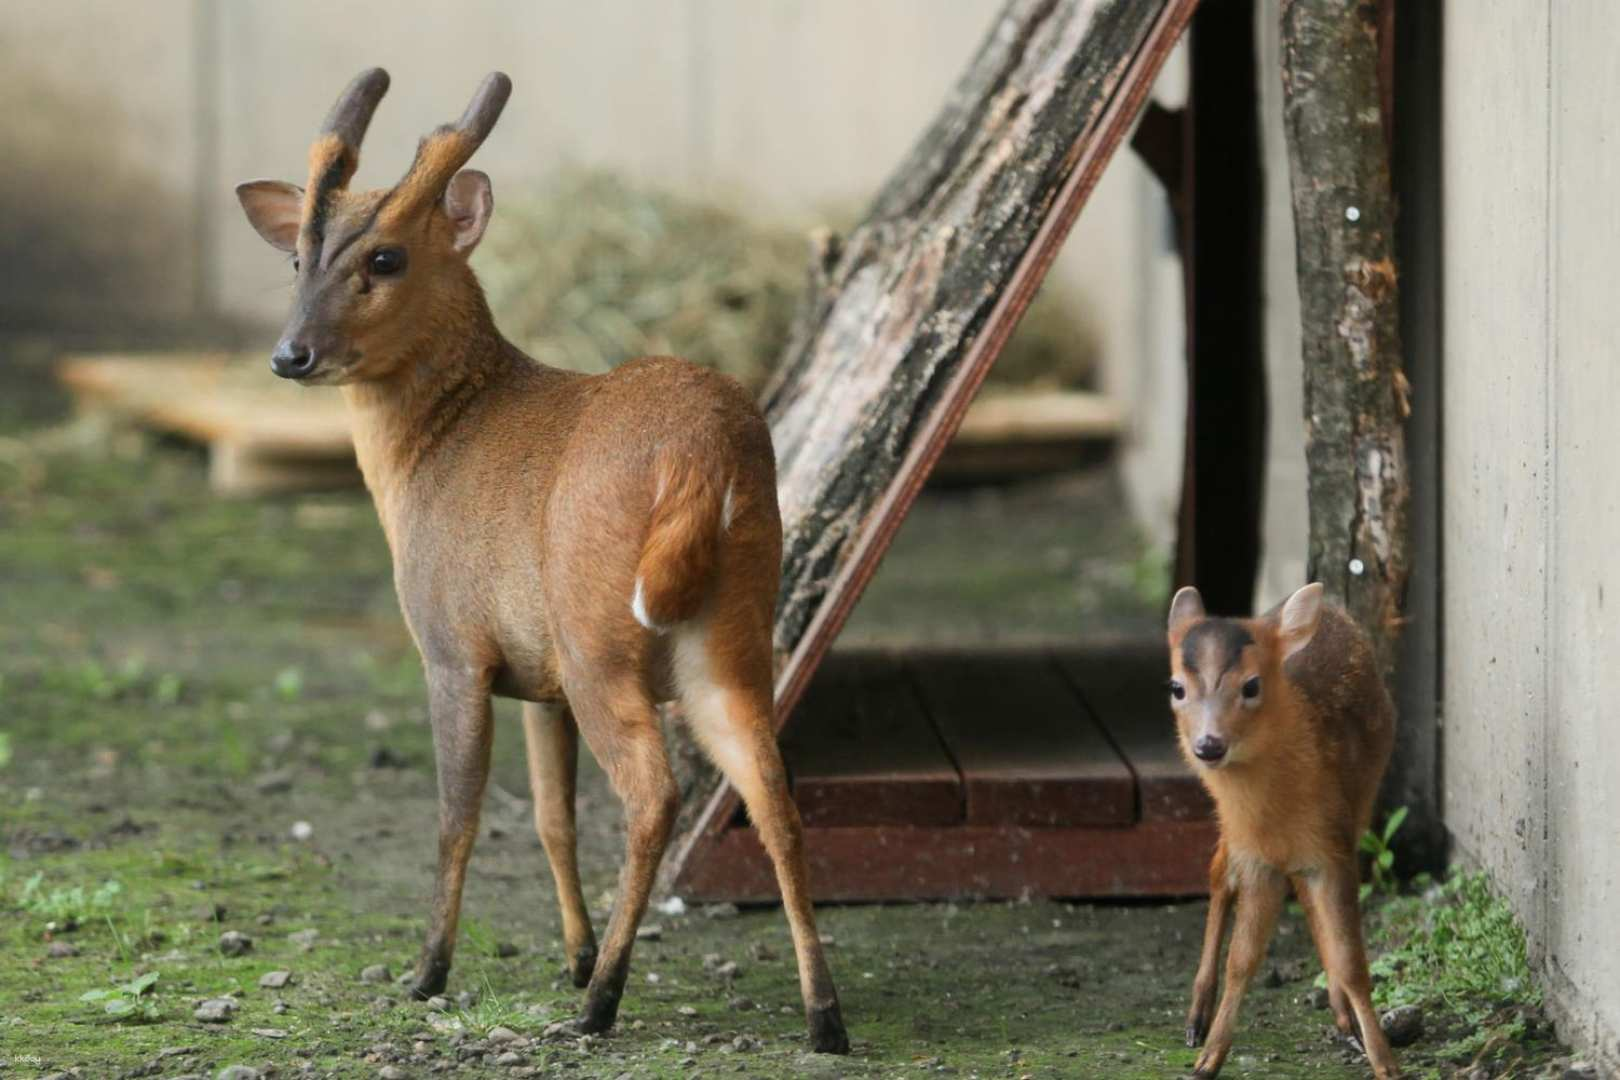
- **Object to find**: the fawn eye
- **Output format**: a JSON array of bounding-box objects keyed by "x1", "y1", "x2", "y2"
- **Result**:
[
  {"x1": 1241, "y1": 676, "x2": 1261, "y2": 700},
  {"x1": 369, "y1": 247, "x2": 407, "y2": 276},
  {"x1": 291, "y1": 256, "x2": 301, "y2": 274},
  {"x1": 1168, "y1": 679, "x2": 1186, "y2": 701}
]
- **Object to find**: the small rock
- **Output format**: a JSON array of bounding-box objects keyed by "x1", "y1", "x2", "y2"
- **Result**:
[
  {"x1": 194, "y1": 997, "x2": 238, "y2": 1023},
  {"x1": 360, "y1": 963, "x2": 392, "y2": 984},
  {"x1": 487, "y1": 1026, "x2": 521, "y2": 1044},
  {"x1": 727, "y1": 996, "x2": 754, "y2": 1012},
  {"x1": 259, "y1": 970, "x2": 293, "y2": 989},
  {"x1": 290, "y1": 820, "x2": 314, "y2": 841},
  {"x1": 732, "y1": 1035, "x2": 759, "y2": 1052},
  {"x1": 216, "y1": 1067, "x2": 259, "y2": 1080},
  {"x1": 250, "y1": 1028, "x2": 288, "y2": 1038},
  {"x1": 1380, "y1": 1004, "x2": 1424, "y2": 1047},
  {"x1": 47, "y1": 941, "x2": 80, "y2": 958},
  {"x1": 677, "y1": 1005, "x2": 698, "y2": 1017},
  {"x1": 702, "y1": 952, "x2": 724, "y2": 969},
  {"x1": 426, "y1": 995, "x2": 451, "y2": 1012},
  {"x1": 1564, "y1": 1064, "x2": 1600, "y2": 1080},
  {"x1": 636, "y1": 924, "x2": 663, "y2": 942},
  {"x1": 712, "y1": 961, "x2": 739, "y2": 979},
  {"x1": 288, "y1": 928, "x2": 319, "y2": 950},
  {"x1": 1308, "y1": 986, "x2": 1331, "y2": 1010},
  {"x1": 495, "y1": 941, "x2": 520, "y2": 958},
  {"x1": 272, "y1": 1000, "x2": 289, "y2": 1014},
  {"x1": 492, "y1": 1051, "x2": 524, "y2": 1066},
  {"x1": 218, "y1": 931, "x2": 253, "y2": 957},
  {"x1": 702, "y1": 902, "x2": 740, "y2": 920},
  {"x1": 818, "y1": 933, "x2": 836, "y2": 947},
  {"x1": 656, "y1": 896, "x2": 687, "y2": 916},
  {"x1": 748, "y1": 942, "x2": 777, "y2": 962},
  {"x1": 254, "y1": 769, "x2": 294, "y2": 795},
  {"x1": 378, "y1": 1068, "x2": 409, "y2": 1080}
]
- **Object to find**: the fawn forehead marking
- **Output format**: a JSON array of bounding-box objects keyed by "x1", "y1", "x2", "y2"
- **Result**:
[{"x1": 1181, "y1": 620, "x2": 1254, "y2": 685}]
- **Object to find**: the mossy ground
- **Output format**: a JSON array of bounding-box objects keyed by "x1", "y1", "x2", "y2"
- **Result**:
[{"x1": 0, "y1": 365, "x2": 1571, "y2": 1078}]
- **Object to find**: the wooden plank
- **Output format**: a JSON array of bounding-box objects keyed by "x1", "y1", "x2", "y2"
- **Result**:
[
  {"x1": 1054, "y1": 642, "x2": 1213, "y2": 823},
  {"x1": 907, "y1": 651, "x2": 1134, "y2": 827},
  {"x1": 780, "y1": 652, "x2": 963, "y2": 827},
  {"x1": 677, "y1": 821, "x2": 1220, "y2": 903}
]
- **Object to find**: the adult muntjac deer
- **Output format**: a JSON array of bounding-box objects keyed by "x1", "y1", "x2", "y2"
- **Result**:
[
  {"x1": 1166, "y1": 583, "x2": 1398, "y2": 1078},
  {"x1": 234, "y1": 68, "x2": 848, "y2": 1053}
]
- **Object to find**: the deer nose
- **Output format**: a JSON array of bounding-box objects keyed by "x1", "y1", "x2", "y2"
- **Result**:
[
  {"x1": 1193, "y1": 735, "x2": 1227, "y2": 763},
  {"x1": 270, "y1": 342, "x2": 316, "y2": 379}
]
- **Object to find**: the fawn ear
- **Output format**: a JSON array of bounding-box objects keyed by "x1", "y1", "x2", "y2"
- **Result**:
[
  {"x1": 1278, "y1": 582, "x2": 1324, "y2": 660},
  {"x1": 1168, "y1": 586, "x2": 1205, "y2": 636},
  {"x1": 443, "y1": 169, "x2": 493, "y2": 254},
  {"x1": 236, "y1": 180, "x2": 304, "y2": 253}
]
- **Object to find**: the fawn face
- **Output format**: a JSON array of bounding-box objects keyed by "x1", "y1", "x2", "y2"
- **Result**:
[
  {"x1": 1164, "y1": 583, "x2": 1322, "y2": 770},
  {"x1": 235, "y1": 70, "x2": 504, "y2": 386}
]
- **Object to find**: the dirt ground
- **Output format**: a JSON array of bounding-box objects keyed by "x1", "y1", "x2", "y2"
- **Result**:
[{"x1": 0, "y1": 358, "x2": 1577, "y2": 1079}]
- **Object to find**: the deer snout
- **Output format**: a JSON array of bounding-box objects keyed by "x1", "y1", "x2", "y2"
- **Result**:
[
  {"x1": 270, "y1": 340, "x2": 317, "y2": 380},
  {"x1": 1192, "y1": 734, "x2": 1228, "y2": 763}
]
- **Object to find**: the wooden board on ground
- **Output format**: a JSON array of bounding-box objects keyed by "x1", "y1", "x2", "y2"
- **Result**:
[
  {"x1": 908, "y1": 651, "x2": 1134, "y2": 827},
  {"x1": 1056, "y1": 643, "x2": 1214, "y2": 823},
  {"x1": 779, "y1": 651, "x2": 963, "y2": 827},
  {"x1": 57, "y1": 353, "x2": 1116, "y2": 495},
  {"x1": 58, "y1": 353, "x2": 358, "y2": 496}
]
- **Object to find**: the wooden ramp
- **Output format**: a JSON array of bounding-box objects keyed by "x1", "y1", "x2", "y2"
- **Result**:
[
  {"x1": 682, "y1": 643, "x2": 1215, "y2": 902},
  {"x1": 669, "y1": 0, "x2": 1202, "y2": 900}
]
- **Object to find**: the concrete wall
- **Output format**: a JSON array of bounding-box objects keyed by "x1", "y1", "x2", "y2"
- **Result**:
[{"x1": 1441, "y1": 2, "x2": 1620, "y2": 1067}]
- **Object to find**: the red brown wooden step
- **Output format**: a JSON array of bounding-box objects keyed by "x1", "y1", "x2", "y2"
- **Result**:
[
  {"x1": 906, "y1": 650, "x2": 1135, "y2": 827},
  {"x1": 780, "y1": 652, "x2": 962, "y2": 827}
]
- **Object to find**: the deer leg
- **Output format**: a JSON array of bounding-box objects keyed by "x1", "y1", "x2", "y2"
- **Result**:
[
  {"x1": 1292, "y1": 873, "x2": 1357, "y2": 1040},
  {"x1": 1303, "y1": 861, "x2": 1402, "y2": 1079},
  {"x1": 675, "y1": 629, "x2": 848, "y2": 1053},
  {"x1": 521, "y1": 701, "x2": 596, "y2": 988},
  {"x1": 567, "y1": 679, "x2": 677, "y2": 1035},
  {"x1": 1192, "y1": 864, "x2": 1287, "y2": 1078},
  {"x1": 1187, "y1": 839, "x2": 1233, "y2": 1047},
  {"x1": 410, "y1": 667, "x2": 494, "y2": 1000}
]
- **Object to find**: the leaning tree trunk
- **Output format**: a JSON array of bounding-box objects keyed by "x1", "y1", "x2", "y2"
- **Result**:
[
  {"x1": 762, "y1": 0, "x2": 1187, "y2": 660},
  {"x1": 1279, "y1": 0, "x2": 1409, "y2": 678}
]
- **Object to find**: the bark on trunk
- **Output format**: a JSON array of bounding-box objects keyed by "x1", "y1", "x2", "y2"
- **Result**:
[
  {"x1": 1279, "y1": 0, "x2": 1410, "y2": 677},
  {"x1": 762, "y1": 0, "x2": 1170, "y2": 658}
]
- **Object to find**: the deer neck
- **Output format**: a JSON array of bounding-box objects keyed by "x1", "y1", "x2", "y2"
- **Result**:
[{"x1": 341, "y1": 284, "x2": 512, "y2": 546}]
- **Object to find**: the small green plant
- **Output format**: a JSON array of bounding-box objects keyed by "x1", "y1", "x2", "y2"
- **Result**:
[
  {"x1": 15, "y1": 872, "x2": 125, "y2": 926},
  {"x1": 273, "y1": 666, "x2": 304, "y2": 701},
  {"x1": 80, "y1": 970, "x2": 161, "y2": 1022},
  {"x1": 1360, "y1": 805, "x2": 1408, "y2": 899}
]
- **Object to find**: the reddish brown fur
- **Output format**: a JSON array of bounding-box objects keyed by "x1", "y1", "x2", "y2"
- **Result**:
[
  {"x1": 235, "y1": 70, "x2": 848, "y2": 1053},
  {"x1": 1166, "y1": 584, "x2": 1399, "y2": 1079}
]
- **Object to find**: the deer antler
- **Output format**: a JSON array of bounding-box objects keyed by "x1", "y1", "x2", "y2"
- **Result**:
[
  {"x1": 305, "y1": 67, "x2": 391, "y2": 234},
  {"x1": 385, "y1": 72, "x2": 512, "y2": 219}
]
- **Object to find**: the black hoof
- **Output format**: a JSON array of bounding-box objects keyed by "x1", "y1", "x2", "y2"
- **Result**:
[
  {"x1": 409, "y1": 962, "x2": 449, "y2": 1001},
  {"x1": 808, "y1": 1003, "x2": 851, "y2": 1054},
  {"x1": 576, "y1": 991, "x2": 620, "y2": 1035},
  {"x1": 570, "y1": 945, "x2": 597, "y2": 990}
]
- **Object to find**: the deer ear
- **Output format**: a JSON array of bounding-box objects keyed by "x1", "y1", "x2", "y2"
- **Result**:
[
  {"x1": 236, "y1": 180, "x2": 304, "y2": 253},
  {"x1": 443, "y1": 169, "x2": 493, "y2": 254},
  {"x1": 1278, "y1": 582, "x2": 1324, "y2": 660},
  {"x1": 1168, "y1": 586, "x2": 1205, "y2": 636}
]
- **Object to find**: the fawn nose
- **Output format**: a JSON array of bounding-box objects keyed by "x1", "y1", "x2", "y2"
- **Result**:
[
  {"x1": 1193, "y1": 735, "x2": 1228, "y2": 763},
  {"x1": 270, "y1": 342, "x2": 317, "y2": 379}
]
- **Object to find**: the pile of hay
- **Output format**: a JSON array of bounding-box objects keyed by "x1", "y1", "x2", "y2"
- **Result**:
[{"x1": 479, "y1": 169, "x2": 1098, "y2": 395}]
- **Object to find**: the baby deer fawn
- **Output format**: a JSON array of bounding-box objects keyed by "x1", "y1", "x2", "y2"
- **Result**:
[
  {"x1": 234, "y1": 69, "x2": 848, "y2": 1053},
  {"x1": 1167, "y1": 583, "x2": 1398, "y2": 1078}
]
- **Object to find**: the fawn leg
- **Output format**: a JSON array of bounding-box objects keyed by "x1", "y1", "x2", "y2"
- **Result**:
[
  {"x1": 1292, "y1": 873, "x2": 1357, "y2": 1039},
  {"x1": 675, "y1": 624, "x2": 848, "y2": 1053},
  {"x1": 1303, "y1": 862, "x2": 1402, "y2": 1079},
  {"x1": 522, "y1": 700, "x2": 597, "y2": 988},
  {"x1": 1187, "y1": 839, "x2": 1233, "y2": 1046},
  {"x1": 567, "y1": 679, "x2": 678, "y2": 1035},
  {"x1": 1192, "y1": 865, "x2": 1287, "y2": 1078},
  {"x1": 411, "y1": 667, "x2": 494, "y2": 999}
]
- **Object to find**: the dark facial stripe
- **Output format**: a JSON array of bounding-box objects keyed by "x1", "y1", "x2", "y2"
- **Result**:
[
  {"x1": 1180, "y1": 619, "x2": 1253, "y2": 675},
  {"x1": 304, "y1": 152, "x2": 351, "y2": 264}
]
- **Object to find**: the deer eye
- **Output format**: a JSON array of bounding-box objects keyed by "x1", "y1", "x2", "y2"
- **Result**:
[
  {"x1": 369, "y1": 247, "x2": 407, "y2": 276},
  {"x1": 1241, "y1": 676, "x2": 1261, "y2": 700},
  {"x1": 1167, "y1": 679, "x2": 1186, "y2": 702},
  {"x1": 291, "y1": 255, "x2": 301, "y2": 274}
]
